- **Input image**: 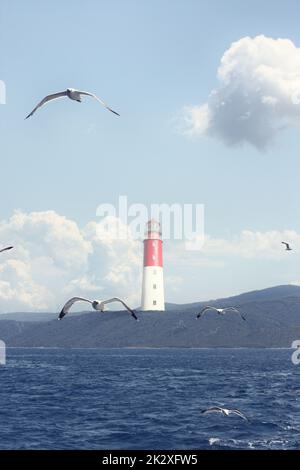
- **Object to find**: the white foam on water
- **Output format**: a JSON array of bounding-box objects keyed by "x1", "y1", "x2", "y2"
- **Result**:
[{"x1": 209, "y1": 437, "x2": 220, "y2": 446}]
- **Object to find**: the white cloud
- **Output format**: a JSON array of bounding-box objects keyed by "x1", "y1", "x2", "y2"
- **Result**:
[
  {"x1": 0, "y1": 211, "x2": 142, "y2": 312},
  {"x1": 290, "y1": 280, "x2": 300, "y2": 286},
  {"x1": 182, "y1": 229, "x2": 300, "y2": 260},
  {"x1": 182, "y1": 35, "x2": 300, "y2": 149}
]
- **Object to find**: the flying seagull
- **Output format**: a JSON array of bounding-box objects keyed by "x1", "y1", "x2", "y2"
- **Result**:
[
  {"x1": 282, "y1": 242, "x2": 292, "y2": 251},
  {"x1": 196, "y1": 306, "x2": 246, "y2": 321},
  {"x1": 25, "y1": 88, "x2": 120, "y2": 119},
  {"x1": 58, "y1": 296, "x2": 138, "y2": 321},
  {"x1": 0, "y1": 246, "x2": 13, "y2": 253},
  {"x1": 201, "y1": 407, "x2": 248, "y2": 420}
]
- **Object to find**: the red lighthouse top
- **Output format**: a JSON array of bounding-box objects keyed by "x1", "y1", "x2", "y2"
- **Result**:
[{"x1": 143, "y1": 219, "x2": 163, "y2": 267}]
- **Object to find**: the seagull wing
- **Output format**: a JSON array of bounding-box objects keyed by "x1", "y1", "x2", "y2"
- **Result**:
[
  {"x1": 58, "y1": 297, "x2": 93, "y2": 320},
  {"x1": 201, "y1": 406, "x2": 224, "y2": 415},
  {"x1": 100, "y1": 297, "x2": 138, "y2": 320},
  {"x1": 282, "y1": 242, "x2": 289, "y2": 249},
  {"x1": 229, "y1": 409, "x2": 248, "y2": 420},
  {"x1": 224, "y1": 306, "x2": 246, "y2": 321},
  {"x1": 25, "y1": 91, "x2": 68, "y2": 119},
  {"x1": 78, "y1": 90, "x2": 120, "y2": 116},
  {"x1": 197, "y1": 306, "x2": 218, "y2": 319},
  {"x1": 224, "y1": 307, "x2": 239, "y2": 312},
  {"x1": 0, "y1": 246, "x2": 13, "y2": 253}
]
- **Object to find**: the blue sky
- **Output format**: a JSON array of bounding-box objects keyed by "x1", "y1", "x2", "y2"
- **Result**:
[{"x1": 1, "y1": 0, "x2": 300, "y2": 309}]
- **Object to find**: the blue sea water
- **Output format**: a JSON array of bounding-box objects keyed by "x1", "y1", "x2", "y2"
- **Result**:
[{"x1": 0, "y1": 348, "x2": 300, "y2": 450}]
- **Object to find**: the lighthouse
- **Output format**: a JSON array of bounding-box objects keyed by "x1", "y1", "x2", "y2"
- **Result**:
[{"x1": 141, "y1": 219, "x2": 165, "y2": 311}]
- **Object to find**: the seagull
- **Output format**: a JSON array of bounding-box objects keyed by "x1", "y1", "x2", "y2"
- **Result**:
[
  {"x1": 201, "y1": 407, "x2": 248, "y2": 420},
  {"x1": 58, "y1": 296, "x2": 138, "y2": 321},
  {"x1": 25, "y1": 88, "x2": 120, "y2": 119},
  {"x1": 0, "y1": 246, "x2": 13, "y2": 253},
  {"x1": 282, "y1": 242, "x2": 292, "y2": 251},
  {"x1": 196, "y1": 306, "x2": 246, "y2": 321}
]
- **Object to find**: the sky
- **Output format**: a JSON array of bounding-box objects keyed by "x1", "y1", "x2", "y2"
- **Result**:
[{"x1": 1, "y1": 0, "x2": 300, "y2": 311}]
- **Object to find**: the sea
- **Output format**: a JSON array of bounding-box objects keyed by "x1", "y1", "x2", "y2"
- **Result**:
[{"x1": 0, "y1": 348, "x2": 299, "y2": 450}]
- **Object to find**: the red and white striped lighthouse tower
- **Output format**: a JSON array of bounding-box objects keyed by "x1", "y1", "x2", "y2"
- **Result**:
[{"x1": 141, "y1": 219, "x2": 165, "y2": 311}]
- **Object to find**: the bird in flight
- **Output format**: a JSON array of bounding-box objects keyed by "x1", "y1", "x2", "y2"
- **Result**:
[
  {"x1": 282, "y1": 242, "x2": 292, "y2": 251},
  {"x1": 201, "y1": 406, "x2": 248, "y2": 420},
  {"x1": 0, "y1": 246, "x2": 13, "y2": 253},
  {"x1": 25, "y1": 88, "x2": 120, "y2": 119},
  {"x1": 196, "y1": 306, "x2": 246, "y2": 321},
  {"x1": 58, "y1": 296, "x2": 138, "y2": 321}
]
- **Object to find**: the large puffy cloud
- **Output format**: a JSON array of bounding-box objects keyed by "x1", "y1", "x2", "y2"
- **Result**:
[
  {"x1": 182, "y1": 35, "x2": 300, "y2": 149},
  {"x1": 77, "y1": 217, "x2": 141, "y2": 304},
  {"x1": 0, "y1": 211, "x2": 141, "y2": 312}
]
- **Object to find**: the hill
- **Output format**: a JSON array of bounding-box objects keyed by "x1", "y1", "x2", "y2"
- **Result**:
[{"x1": 1, "y1": 285, "x2": 300, "y2": 348}]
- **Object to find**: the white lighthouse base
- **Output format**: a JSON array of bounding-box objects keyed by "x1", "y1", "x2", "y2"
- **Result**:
[{"x1": 141, "y1": 266, "x2": 165, "y2": 311}]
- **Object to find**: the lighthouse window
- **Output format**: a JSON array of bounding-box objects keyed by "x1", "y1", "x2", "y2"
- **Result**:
[
  {"x1": 153, "y1": 300, "x2": 157, "y2": 306},
  {"x1": 153, "y1": 284, "x2": 157, "y2": 289},
  {"x1": 152, "y1": 255, "x2": 156, "y2": 261}
]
